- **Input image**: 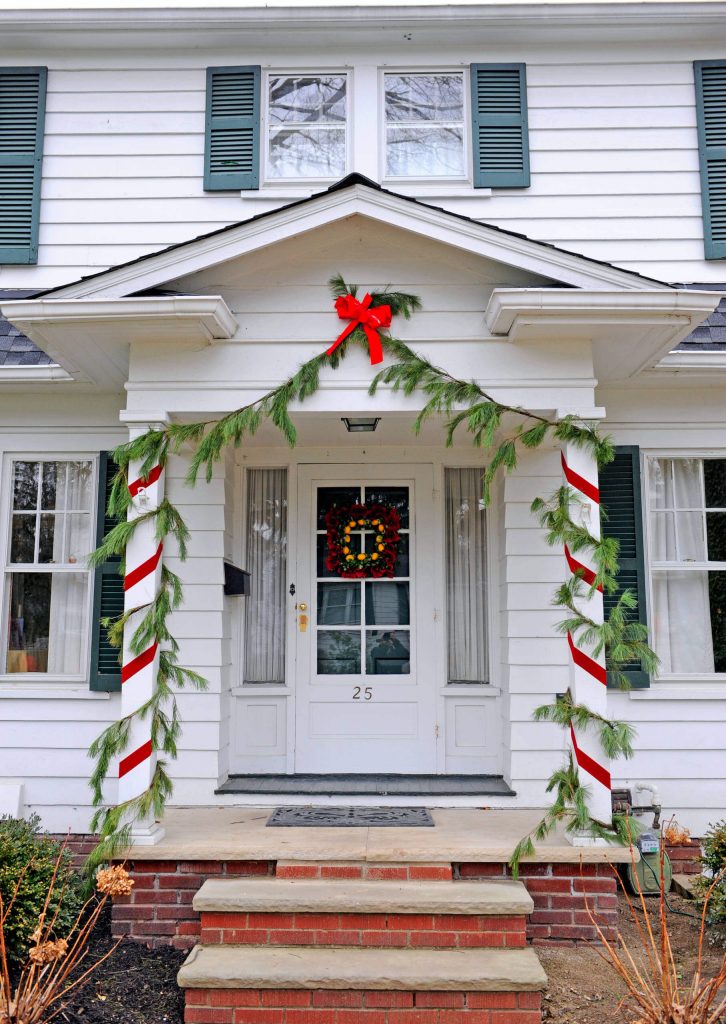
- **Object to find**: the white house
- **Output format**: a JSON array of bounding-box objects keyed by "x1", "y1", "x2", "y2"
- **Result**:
[{"x1": 1, "y1": 2, "x2": 725, "y2": 849}]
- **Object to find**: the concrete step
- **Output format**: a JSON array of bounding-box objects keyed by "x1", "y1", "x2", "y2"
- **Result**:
[
  {"x1": 193, "y1": 877, "x2": 534, "y2": 916},
  {"x1": 178, "y1": 943, "x2": 547, "y2": 993}
]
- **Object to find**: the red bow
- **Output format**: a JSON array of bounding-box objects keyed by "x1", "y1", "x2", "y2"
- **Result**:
[{"x1": 327, "y1": 293, "x2": 392, "y2": 365}]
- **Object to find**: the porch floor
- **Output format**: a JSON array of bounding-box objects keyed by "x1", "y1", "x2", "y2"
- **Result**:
[
  {"x1": 216, "y1": 774, "x2": 515, "y2": 796},
  {"x1": 128, "y1": 807, "x2": 633, "y2": 865}
]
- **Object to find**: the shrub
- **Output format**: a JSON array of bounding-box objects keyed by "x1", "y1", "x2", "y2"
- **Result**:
[
  {"x1": 0, "y1": 815, "x2": 84, "y2": 972},
  {"x1": 693, "y1": 818, "x2": 726, "y2": 932}
]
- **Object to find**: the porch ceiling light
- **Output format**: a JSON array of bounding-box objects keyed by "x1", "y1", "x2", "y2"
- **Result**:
[{"x1": 342, "y1": 417, "x2": 380, "y2": 433}]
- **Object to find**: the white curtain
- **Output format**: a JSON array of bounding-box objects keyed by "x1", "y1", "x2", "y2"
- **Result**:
[
  {"x1": 244, "y1": 468, "x2": 288, "y2": 683},
  {"x1": 47, "y1": 461, "x2": 92, "y2": 674},
  {"x1": 650, "y1": 458, "x2": 715, "y2": 673},
  {"x1": 445, "y1": 468, "x2": 488, "y2": 683}
]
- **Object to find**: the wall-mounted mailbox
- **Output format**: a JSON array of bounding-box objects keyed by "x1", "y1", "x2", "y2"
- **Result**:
[{"x1": 223, "y1": 562, "x2": 251, "y2": 596}]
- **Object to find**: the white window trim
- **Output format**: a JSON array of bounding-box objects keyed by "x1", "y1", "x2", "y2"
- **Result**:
[
  {"x1": 0, "y1": 453, "x2": 98, "y2": 685},
  {"x1": 642, "y1": 449, "x2": 726, "y2": 683},
  {"x1": 262, "y1": 68, "x2": 351, "y2": 187},
  {"x1": 379, "y1": 67, "x2": 471, "y2": 187}
]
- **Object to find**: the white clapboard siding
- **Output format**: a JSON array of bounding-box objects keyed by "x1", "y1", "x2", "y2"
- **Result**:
[{"x1": 0, "y1": 50, "x2": 723, "y2": 288}]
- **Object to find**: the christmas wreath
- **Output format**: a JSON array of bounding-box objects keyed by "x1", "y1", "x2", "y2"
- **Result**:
[{"x1": 325, "y1": 503, "x2": 401, "y2": 578}]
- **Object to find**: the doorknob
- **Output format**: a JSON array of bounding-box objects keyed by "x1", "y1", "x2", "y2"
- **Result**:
[{"x1": 298, "y1": 602, "x2": 308, "y2": 611}]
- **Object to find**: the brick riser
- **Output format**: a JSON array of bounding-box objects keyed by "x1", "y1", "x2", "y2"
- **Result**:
[
  {"x1": 185, "y1": 989, "x2": 543, "y2": 1023},
  {"x1": 200, "y1": 912, "x2": 526, "y2": 949},
  {"x1": 112, "y1": 859, "x2": 618, "y2": 948}
]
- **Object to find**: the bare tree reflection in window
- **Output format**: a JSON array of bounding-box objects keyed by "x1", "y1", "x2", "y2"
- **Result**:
[{"x1": 268, "y1": 76, "x2": 347, "y2": 178}]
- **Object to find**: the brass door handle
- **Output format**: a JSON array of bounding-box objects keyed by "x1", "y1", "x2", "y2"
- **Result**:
[{"x1": 298, "y1": 602, "x2": 308, "y2": 611}]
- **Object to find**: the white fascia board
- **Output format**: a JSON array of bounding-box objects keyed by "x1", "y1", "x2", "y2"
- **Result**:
[
  {"x1": 485, "y1": 289, "x2": 721, "y2": 337},
  {"x1": 0, "y1": 366, "x2": 73, "y2": 385},
  {"x1": 40, "y1": 186, "x2": 664, "y2": 301},
  {"x1": 0, "y1": 296, "x2": 238, "y2": 342},
  {"x1": 656, "y1": 351, "x2": 726, "y2": 374}
]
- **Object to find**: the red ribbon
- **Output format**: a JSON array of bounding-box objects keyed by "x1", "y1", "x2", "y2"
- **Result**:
[{"x1": 327, "y1": 293, "x2": 392, "y2": 365}]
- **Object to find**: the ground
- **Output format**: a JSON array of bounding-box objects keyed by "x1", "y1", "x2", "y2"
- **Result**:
[{"x1": 59, "y1": 896, "x2": 724, "y2": 1024}]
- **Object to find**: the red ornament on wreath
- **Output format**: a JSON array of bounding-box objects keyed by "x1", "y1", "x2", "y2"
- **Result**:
[{"x1": 325, "y1": 503, "x2": 401, "y2": 579}]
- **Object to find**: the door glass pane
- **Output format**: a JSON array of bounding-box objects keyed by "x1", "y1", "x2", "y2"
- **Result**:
[
  {"x1": 317, "y1": 630, "x2": 361, "y2": 674},
  {"x1": 364, "y1": 486, "x2": 409, "y2": 528},
  {"x1": 364, "y1": 533, "x2": 409, "y2": 575},
  {"x1": 445, "y1": 468, "x2": 488, "y2": 683},
  {"x1": 366, "y1": 630, "x2": 410, "y2": 675},
  {"x1": 317, "y1": 486, "x2": 360, "y2": 529},
  {"x1": 318, "y1": 582, "x2": 361, "y2": 625},
  {"x1": 318, "y1": 533, "x2": 361, "y2": 577},
  {"x1": 365, "y1": 582, "x2": 410, "y2": 625}
]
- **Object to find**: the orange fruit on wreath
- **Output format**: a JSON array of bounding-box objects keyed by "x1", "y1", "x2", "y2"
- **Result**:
[{"x1": 357, "y1": 553, "x2": 366, "y2": 561}]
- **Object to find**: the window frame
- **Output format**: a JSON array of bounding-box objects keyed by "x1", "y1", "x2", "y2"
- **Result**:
[
  {"x1": 0, "y1": 453, "x2": 97, "y2": 683},
  {"x1": 379, "y1": 67, "x2": 471, "y2": 186},
  {"x1": 644, "y1": 450, "x2": 726, "y2": 681},
  {"x1": 261, "y1": 68, "x2": 351, "y2": 186}
]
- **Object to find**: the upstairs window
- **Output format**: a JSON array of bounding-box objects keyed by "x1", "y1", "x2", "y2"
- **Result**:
[
  {"x1": 266, "y1": 74, "x2": 347, "y2": 180},
  {"x1": 384, "y1": 72, "x2": 466, "y2": 179}
]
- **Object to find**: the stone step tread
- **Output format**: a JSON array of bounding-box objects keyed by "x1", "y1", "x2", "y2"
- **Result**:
[
  {"x1": 193, "y1": 877, "x2": 533, "y2": 916},
  {"x1": 177, "y1": 944, "x2": 547, "y2": 992}
]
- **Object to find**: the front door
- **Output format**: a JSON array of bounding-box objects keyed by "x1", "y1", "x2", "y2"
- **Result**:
[{"x1": 294, "y1": 464, "x2": 437, "y2": 773}]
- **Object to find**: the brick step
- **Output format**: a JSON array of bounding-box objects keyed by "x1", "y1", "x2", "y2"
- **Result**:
[
  {"x1": 194, "y1": 878, "x2": 531, "y2": 949},
  {"x1": 276, "y1": 861, "x2": 453, "y2": 881},
  {"x1": 178, "y1": 944, "x2": 547, "y2": 1023}
]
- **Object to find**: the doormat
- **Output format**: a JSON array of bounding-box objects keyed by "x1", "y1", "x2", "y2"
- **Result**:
[{"x1": 267, "y1": 806, "x2": 435, "y2": 827}]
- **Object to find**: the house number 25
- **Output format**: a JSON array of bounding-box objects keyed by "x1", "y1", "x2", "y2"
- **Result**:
[{"x1": 353, "y1": 687, "x2": 373, "y2": 701}]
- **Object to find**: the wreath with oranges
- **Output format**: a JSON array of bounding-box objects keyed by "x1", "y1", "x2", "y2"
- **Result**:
[{"x1": 325, "y1": 503, "x2": 401, "y2": 579}]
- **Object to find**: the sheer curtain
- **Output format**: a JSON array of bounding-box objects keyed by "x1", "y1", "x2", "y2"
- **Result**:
[
  {"x1": 47, "y1": 461, "x2": 92, "y2": 675},
  {"x1": 650, "y1": 457, "x2": 715, "y2": 673},
  {"x1": 445, "y1": 468, "x2": 488, "y2": 683},
  {"x1": 244, "y1": 468, "x2": 288, "y2": 684}
]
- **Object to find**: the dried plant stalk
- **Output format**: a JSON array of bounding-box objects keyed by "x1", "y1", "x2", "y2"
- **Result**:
[
  {"x1": 583, "y1": 842, "x2": 726, "y2": 1024},
  {"x1": 0, "y1": 848, "x2": 133, "y2": 1024}
]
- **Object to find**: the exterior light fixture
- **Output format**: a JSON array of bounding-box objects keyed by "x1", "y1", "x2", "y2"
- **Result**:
[{"x1": 341, "y1": 417, "x2": 380, "y2": 433}]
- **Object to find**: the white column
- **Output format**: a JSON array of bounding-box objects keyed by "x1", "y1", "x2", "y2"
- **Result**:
[
  {"x1": 561, "y1": 437, "x2": 612, "y2": 831},
  {"x1": 118, "y1": 416, "x2": 168, "y2": 845}
]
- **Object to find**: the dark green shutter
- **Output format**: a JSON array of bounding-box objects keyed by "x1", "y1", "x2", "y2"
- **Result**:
[
  {"x1": 89, "y1": 453, "x2": 123, "y2": 692},
  {"x1": 600, "y1": 446, "x2": 650, "y2": 689},
  {"x1": 694, "y1": 61, "x2": 726, "y2": 260},
  {"x1": 0, "y1": 67, "x2": 47, "y2": 264},
  {"x1": 204, "y1": 66, "x2": 261, "y2": 191},
  {"x1": 470, "y1": 63, "x2": 529, "y2": 188}
]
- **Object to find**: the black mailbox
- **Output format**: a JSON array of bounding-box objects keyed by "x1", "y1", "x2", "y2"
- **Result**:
[{"x1": 223, "y1": 562, "x2": 251, "y2": 596}]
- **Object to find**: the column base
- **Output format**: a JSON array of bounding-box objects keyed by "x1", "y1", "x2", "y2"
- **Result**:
[{"x1": 129, "y1": 820, "x2": 166, "y2": 846}]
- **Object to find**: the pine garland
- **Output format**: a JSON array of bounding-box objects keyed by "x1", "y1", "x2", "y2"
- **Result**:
[{"x1": 86, "y1": 274, "x2": 655, "y2": 873}]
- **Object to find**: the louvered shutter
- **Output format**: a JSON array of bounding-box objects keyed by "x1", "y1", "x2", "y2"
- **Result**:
[
  {"x1": 0, "y1": 68, "x2": 47, "y2": 264},
  {"x1": 470, "y1": 64, "x2": 529, "y2": 189},
  {"x1": 600, "y1": 446, "x2": 650, "y2": 689},
  {"x1": 694, "y1": 62, "x2": 726, "y2": 259},
  {"x1": 204, "y1": 66, "x2": 261, "y2": 191},
  {"x1": 89, "y1": 453, "x2": 123, "y2": 692}
]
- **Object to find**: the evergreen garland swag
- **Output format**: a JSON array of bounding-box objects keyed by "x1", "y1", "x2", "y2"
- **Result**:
[{"x1": 86, "y1": 273, "x2": 656, "y2": 874}]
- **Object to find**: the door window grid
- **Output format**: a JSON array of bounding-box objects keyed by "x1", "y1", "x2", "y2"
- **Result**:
[{"x1": 316, "y1": 485, "x2": 411, "y2": 676}]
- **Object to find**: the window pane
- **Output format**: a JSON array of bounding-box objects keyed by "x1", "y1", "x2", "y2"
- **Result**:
[
  {"x1": 385, "y1": 74, "x2": 464, "y2": 123},
  {"x1": 268, "y1": 127, "x2": 346, "y2": 178},
  {"x1": 651, "y1": 511, "x2": 676, "y2": 561},
  {"x1": 12, "y1": 462, "x2": 38, "y2": 511},
  {"x1": 652, "y1": 570, "x2": 715, "y2": 673},
  {"x1": 386, "y1": 125, "x2": 465, "y2": 177},
  {"x1": 6, "y1": 572, "x2": 87, "y2": 674},
  {"x1": 705, "y1": 459, "x2": 726, "y2": 508},
  {"x1": 317, "y1": 487, "x2": 360, "y2": 529},
  {"x1": 365, "y1": 582, "x2": 410, "y2": 625},
  {"x1": 38, "y1": 514, "x2": 57, "y2": 564},
  {"x1": 366, "y1": 630, "x2": 410, "y2": 675},
  {"x1": 65, "y1": 513, "x2": 92, "y2": 565},
  {"x1": 42, "y1": 460, "x2": 93, "y2": 512},
  {"x1": 707, "y1": 512, "x2": 726, "y2": 562},
  {"x1": 673, "y1": 458, "x2": 703, "y2": 508},
  {"x1": 364, "y1": 487, "x2": 409, "y2": 528},
  {"x1": 675, "y1": 511, "x2": 706, "y2": 561},
  {"x1": 649, "y1": 458, "x2": 671, "y2": 510},
  {"x1": 709, "y1": 571, "x2": 726, "y2": 672},
  {"x1": 243, "y1": 468, "x2": 287, "y2": 683},
  {"x1": 269, "y1": 75, "x2": 346, "y2": 124},
  {"x1": 317, "y1": 630, "x2": 360, "y2": 674},
  {"x1": 41, "y1": 461, "x2": 63, "y2": 510},
  {"x1": 318, "y1": 582, "x2": 361, "y2": 626},
  {"x1": 10, "y1": 515, "x2": 35, "y2": 564},
  {"x1": 445, "y1": 468, "x2": 488, "y2": 683}
]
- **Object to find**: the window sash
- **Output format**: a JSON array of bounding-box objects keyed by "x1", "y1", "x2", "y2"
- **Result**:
[
  {"x1": 265, "y1": 73, "x2": 348, "y2": 181},
  {"x1": 383, "y1": 71, "x2": 467, "y2": 180}
]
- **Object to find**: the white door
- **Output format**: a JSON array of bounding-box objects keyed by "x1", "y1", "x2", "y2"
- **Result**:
[{"x1": 294, "y1": 465, "x2": 438, "y2": 773}]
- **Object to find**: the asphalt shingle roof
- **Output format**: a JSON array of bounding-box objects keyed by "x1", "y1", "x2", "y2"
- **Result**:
[{"x1": 0, "y1": 290, "x2": 54, "y2": 367}]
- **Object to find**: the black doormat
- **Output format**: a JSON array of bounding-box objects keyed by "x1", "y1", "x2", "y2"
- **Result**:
[{"x1": 267, "y1": 806, "x2": 435, "y2": 827}]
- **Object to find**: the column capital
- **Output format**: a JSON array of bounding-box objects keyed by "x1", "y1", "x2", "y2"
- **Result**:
[{"x1": 119, "y1": 410, "x2": 171, "y2": 433}]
